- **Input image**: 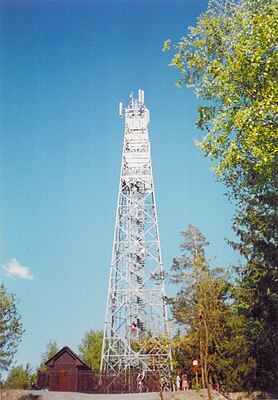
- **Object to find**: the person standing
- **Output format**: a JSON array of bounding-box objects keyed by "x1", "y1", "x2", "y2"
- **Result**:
[
  {"x1": 137, "y1": 370, "x2": 145, "y2": 392},
  {"x1": 176, "y1": 374, "x2": 181, "y2": 391},
  {"x1": 182, "y1": 373, "x2": 189, "y2": 390},
  {"x1": 161, "y1": 375, "x2": 168, "y2": 391}
]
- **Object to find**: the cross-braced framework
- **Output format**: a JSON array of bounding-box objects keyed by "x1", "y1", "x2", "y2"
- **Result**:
[{"x1": 100, "y1": 90, "x2": 172, "y2": 390}]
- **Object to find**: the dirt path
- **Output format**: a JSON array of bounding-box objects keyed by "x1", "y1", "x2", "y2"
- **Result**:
[
  {"x1": 1, "y1": 389, "x2": 227, "y2": 400},
  {"x1": 2, "y1": 389, "x2": 274, "y2": 400}
]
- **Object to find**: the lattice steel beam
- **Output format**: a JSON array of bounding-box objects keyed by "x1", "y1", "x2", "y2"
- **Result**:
[{"x1": 101, "y1": 90, "x2": 172, "y2": 383}]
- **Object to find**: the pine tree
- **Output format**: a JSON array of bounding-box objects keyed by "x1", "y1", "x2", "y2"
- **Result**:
[{"x1": 169, "y1": 225, "x2": 253, "y2": 395}]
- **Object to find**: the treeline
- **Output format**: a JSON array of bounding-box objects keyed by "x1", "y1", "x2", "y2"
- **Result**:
[{"x1": 163, "y1": 0, "x2": 277, "y2": 396}]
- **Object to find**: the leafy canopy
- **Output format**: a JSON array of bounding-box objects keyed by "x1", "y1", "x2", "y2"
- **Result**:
[
  {"x1": 164, "y1": 0, "x2": 278, "y2": 392},
  {"x1": 0, "y1": 283, "x2": 25, "y2": 371},
  {"x1": 78, "y1": 330, "x2": 103, "y2": 371},
  {"x1": 4, "y1": 363, "x2": 36, "y2": 389},
  {"x1": 39, "y1": 340, "x2": 59, "y2": 371},
  {"x1": 164, "y1": 0, "x2": 277, "y2": 197}
]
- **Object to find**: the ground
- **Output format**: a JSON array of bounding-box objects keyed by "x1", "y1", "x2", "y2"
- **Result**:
[{"x1": 1, "y1": 390, "x2": 275, "y2": 400}]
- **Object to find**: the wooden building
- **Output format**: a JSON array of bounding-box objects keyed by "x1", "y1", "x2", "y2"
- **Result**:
[
  {"x1": 37, "y1": 345, "x2": 160, "y2": 393},
  {"x1": 37, "y1": 346, "x2": 100, "y2": 393}
]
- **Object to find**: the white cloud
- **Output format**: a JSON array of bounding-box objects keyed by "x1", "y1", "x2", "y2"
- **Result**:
[{"x1": 3, "y1": 258, "x2": 34, "y2": 280}]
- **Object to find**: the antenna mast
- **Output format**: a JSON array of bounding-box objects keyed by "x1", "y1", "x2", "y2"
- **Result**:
[{"x1": 101, "y1": 90, "x2": 172, "y2": 391}]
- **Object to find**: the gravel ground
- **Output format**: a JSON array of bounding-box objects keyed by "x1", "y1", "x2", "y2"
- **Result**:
[
  {"x1": 1, "y1": 389, "x2": 275, "y2": 400},
  {"x1": 1, "y1": 389, "x2": 227, "y2": 400}
]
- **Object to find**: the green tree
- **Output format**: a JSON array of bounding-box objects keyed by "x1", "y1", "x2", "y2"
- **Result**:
[
  {"x1": 0, "y1": 283, "x2": 25, "y2": 371},
  {"x1": 79, "y1": 330, "x2": 103, "y2": 371},
  {"x1": 231, "y1": 201, "x2": 278, "y2": 392},
  {"x1": 4, "y1": 363, "x2": 35, "y2": 389},
  {"x1": 164, "y1": 0, "x2": 277, "y2": 189},
  {"x1": 169, "y1": 225, "x2": 253, "y2": 396},
  {"x1": 168, "y1": 331, "x2": 198, "y2": 382},
  {"x1": 39, "y1": 340, "x2": 58, "y2": 371},
  {"x1": 164, "y1": 0, "x2": 278, "y2": 392}
]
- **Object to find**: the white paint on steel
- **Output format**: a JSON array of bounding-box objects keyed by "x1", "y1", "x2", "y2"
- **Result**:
[{"x1": 101, "y1": 90, "x2": 172, "y2": 379}]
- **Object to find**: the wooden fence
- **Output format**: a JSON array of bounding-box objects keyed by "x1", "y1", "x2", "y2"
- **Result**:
[{"x1": 37, "y1": 370, "x2": 161, "y2": 394}]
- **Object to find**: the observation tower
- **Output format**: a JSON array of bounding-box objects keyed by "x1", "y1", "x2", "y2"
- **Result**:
[{"x1": 100, "y1": 90, "x2": 172, "y2": 390}]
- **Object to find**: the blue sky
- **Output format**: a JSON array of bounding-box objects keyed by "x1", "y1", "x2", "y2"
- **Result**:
[{"x1": 0, "y1": 0, "x2": 238, "y2": 373}]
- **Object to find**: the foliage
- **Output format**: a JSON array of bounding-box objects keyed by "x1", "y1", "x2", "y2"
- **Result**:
[
  {"x1": 78, "y1": 330, "x2": 103, "y2": 371},
  {"x1": 230, "y1": 178, "x2": 278, "y2": 393},
  {"x1": 4, "y1": 363, "x2": 35, "y2": 389},
  {"x1": 0, "y1": 283, "x2": 25, "y2": 371},
  {"x1": 131, "y1": 331, "x2": 172, "y2": 373},
  {"x1": 164, "y1": 0, "x2": 278, "y2": 392},
  {"x1": 169, "y1": 332, "x2": 197, "y2": 376},
  {"x1": 233, "y1": 258, "x2": 278, "y2": 392},
  {"x1": 164, "y1": 0, "x2": 277, "y2": 192},
  {"x1": 168, "y1": 225, "x2": 254, "y2": 394},
  {"x1": 39, "y1": 340, "x2": 58, "y2": 371}
]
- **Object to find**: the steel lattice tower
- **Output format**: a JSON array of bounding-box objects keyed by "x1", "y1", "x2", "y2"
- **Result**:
[{"x1": 101, "y1": 90, "x2": 172, "y2": 380}]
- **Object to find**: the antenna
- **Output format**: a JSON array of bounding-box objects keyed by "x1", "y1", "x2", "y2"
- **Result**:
[
  {"x1": 119, "y1": 102, "x2": 123, "y2": 118},
  {"x1": 138, "y1": 89, "x2": 144, "y2": 105}
]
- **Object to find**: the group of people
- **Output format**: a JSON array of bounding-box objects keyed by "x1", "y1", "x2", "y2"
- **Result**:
[
  {"x1": 137, "y1": 370, "x2": 190, "y2": 392},
  {"x1": 161, "y1": 372, "x2": 190, "y2": 391},
  {"x1": 176, "y1": 372, "x2": 190, "y2": 391}
]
